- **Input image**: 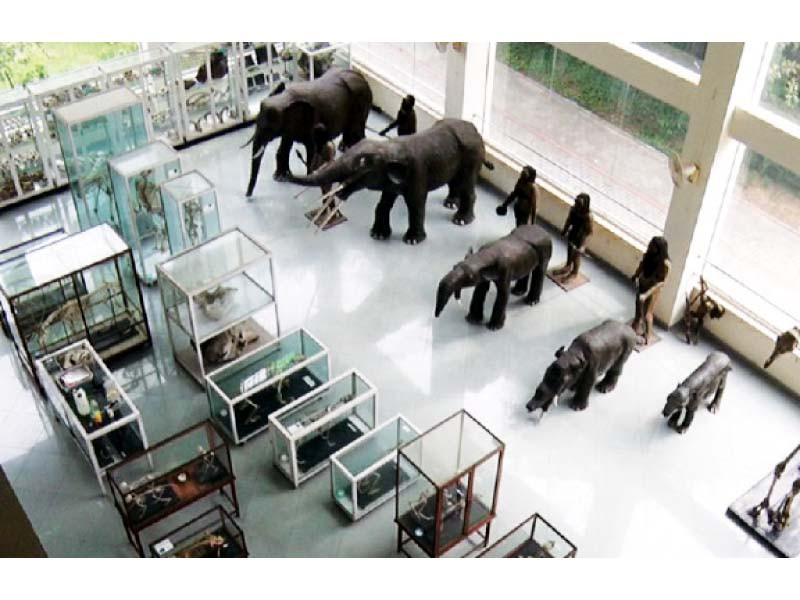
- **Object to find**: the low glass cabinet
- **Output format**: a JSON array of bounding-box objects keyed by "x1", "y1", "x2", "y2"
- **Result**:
[
  {"x1": 149, "y1": 505, "x2": 248, "y2": 558},
  {"x1": 206, "y1": 328, "x2": 330, "y2": 444},
  {"x1": 269, "y1": 369, "x2": 378, "y2": 488},
  {"x1": 36, "y1": 340, "x2": 148, "y2": 494},
  {"x1": 478, "y1": 513, "x2": 577, "y2": 558},
  {"x1": 160, "y1": 170, "x2": 222, "y2": 255},
  {"x1": 330, "y1": 414, "x2": 420, "y2": 521}
]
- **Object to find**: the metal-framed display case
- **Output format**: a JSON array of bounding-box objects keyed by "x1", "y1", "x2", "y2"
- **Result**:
[
  {"x1": 0, "y1": 224, "x2": 151, "y2": 378},
  {"x1": 166, "y1": 43, "x2": 245, "y2": 141},
  {"x1": 286, "y1": 43, "x2": 351, "y2": 82},
  {"x1": 53, "y1": 87, "x2": 150, "y2": 230},
  {"x1": 477, "y1": 513, "x2": 577, "y2": 558},
  {"x1": 27, "y1": 65, "x2": 108, "y2": 186},
  {"x1": 107, "y1": 420, "x2": 238, "y2": 557},
  {"x1": 149, "y1": 505, "x2": 248, "y2": 558},
  {"x1": 99, "y1": 47, "x2": 183, "y2": 145},
  {"x1": 35, "y1": 340, "x2": 148, "y2": 494},
  {"x1": 157, "y1": 228, "x2": 280, "y2": 386},
  {"x1": 235, "y1": 42, "x2": 288, "y2": 117},
  {"x1": 160, "y1": 171, "x2": 222, "y2": 255},
  {"x1": 395, "y1": 410, "x2": 505, "y2": 558},
  {"x1": 269, "y1": 369, "x2": 378, "y2": 488},
  {"x1": 206, "y1": 328, "x2": 330, "y2": 445},
  {"x1": 330, "y1": 414, "x2": 420, "y2": 521},
  {"x1": 108, "y1": 141, "x2": 182, "y2": 284},
  {"x1": 0, "y1": 87, "x2": 53, "y2": 208}
]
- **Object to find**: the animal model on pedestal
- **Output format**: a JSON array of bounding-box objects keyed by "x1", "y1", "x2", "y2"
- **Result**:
[{"x1": 763, "y1": 327, "x2": 800, "y2": 369}]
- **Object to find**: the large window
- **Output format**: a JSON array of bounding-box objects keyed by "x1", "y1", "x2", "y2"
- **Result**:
[
  {"x1": 759, "y1": 42, "x2": 800, "y2": 125},
  {"x1": 488, "y1": 43, "x2": 688, "y2": 241},
  {"x1": 637, "y1": 42, "x2": 707, "y2": 73}
]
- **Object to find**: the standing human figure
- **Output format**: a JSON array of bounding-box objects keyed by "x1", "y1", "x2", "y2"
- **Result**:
[
  {"x1": 379, "y1": 94, "x2": 417, "y2": 137},
  {"x1": 497, "y1": 165, "x2": 537, "y2": 227},
  {"x1": 631, "y1": 236, "x2": 671, "y2": 346},
  {"x1": 550, "y1": 193, "x2": 593, "y2": 283}
]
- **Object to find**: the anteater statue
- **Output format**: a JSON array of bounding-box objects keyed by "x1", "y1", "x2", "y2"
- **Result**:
[
  {"x1": 434, "y1": 225, "x2": 552, "y2": 331},
  {"x1": 526, "y1": 319, "x2": 637, "y2": 415},
  {"x1": 662, "y1": 351, "x2": 731, "y2": 434}
]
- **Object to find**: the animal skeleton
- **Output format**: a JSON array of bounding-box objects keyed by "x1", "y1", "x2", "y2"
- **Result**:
[
  {"x1": 183, "y1": 199, "x2": 205, "y2": 247},
  {"x1": 135, "y1": 170, "x2": 168, "y2": 253},
  {"x1": 749, "y1": 443, "x2": 800, "y2": 533},
  {"x1": 357, "y1": 471, "x2": 382, "y2": 497},
  {"x1": 125, "y1": 482, "x2": 173, "y2": 520},
  {"x1": 196, "y1": 285, "x2": 237, "y2": 320},
  {"x1": 202, "y1": 324, "x2": 259, "y2": 365},
  {"x1": 178, "y1": 533, "x2": 227, "y2": 558}
]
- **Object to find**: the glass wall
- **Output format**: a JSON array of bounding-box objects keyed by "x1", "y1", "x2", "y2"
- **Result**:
[
  {"x1": 637, "y1": 42, "x2": 707, "y2": 73},
  {"x1": 488, "y1": 43, "x2": 688, "y2": 242},
  {"x1": 759, "y1": 42, "x2": 800, "y2": 125}
]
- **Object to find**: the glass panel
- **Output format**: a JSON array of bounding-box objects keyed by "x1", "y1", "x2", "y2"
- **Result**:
[
  {"x1": 490, "y1": 43, "x2": 688, "y2": 241},
  {"x1": 286, "y1": 43, "x2": 350, "y2": 83},
  {"x1": 637, "y1": 42, "x2": 707, "y2": 73},
  {"x1": 437, "y1": 474, "x2": 468, "y2": 553},
  {"x1": 161, "y1": 172, "x2": 221, "y2": 254},
  {"x1": 468, "y1": 453, "x2": 498, "y2": 529},
  {"x1": 396, "y1": 454, "x2": 437, "y2": 554},
  {"x1": 331, "y1": 460, "x2": 354, "y2": 515},
  {"x1": 530, "y1": 515, "x2": 575, "y2": 558},
  {"x1": 759, "y1": 42, "x2": 800, "y2": 125},
  {"x1": 337, "y1": 417, "x2": 416, "y2": 477}
]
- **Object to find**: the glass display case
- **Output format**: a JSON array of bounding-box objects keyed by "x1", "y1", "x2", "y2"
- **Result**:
[
  {"x1": 269, "y1": 369, "x2": 378, "y2": 488},
  {"x1": 160, "y1": 171, "x2": 222, "y2": 255},
  {"x1": 236, "y1": 42, "x2": 289, "y2": 117},
  {"x1": 206, "y1": 328, "x2": 330, "y2": 444},
  {"x1": 108, "y1": 141, "x2": 182, "y2": 284},
  {"x1": 107, "y1": 420, "x2": 238, "y2": 556},
  {"x1": 395, "y1": 410, "x2": 505, "y2": 558},
  {"x1": 35, "y1": 340, "x2": 148, "y2": 494},
  {"x1": 330, "y1": 414, "x2": 420, "y2": 521},
  {"x1": 286, "y1": 43, "x2": 351, "y2": 82},
  {"x1": 0, "y1": 87, "x2": 53, "y2": 208},
  {"x1": 0, "y1": 224, "x2": 151, "y2": 378},
  {"x1": 149, "y1": 505, "x2": 248, "y2": 558},
  {"x1": 157, "y1": 228, "x2": 280, "y2": 385},
  {"x1": 478, "y1": 513, "x2": 577, "y2": 558}
]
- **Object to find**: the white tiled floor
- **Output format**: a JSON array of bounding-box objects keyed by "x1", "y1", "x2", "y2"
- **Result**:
[{"x1": 0, "y1": 111, "x2": 797, "y2": 557}]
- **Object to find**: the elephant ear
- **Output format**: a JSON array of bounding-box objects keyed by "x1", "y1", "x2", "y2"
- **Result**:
[
  {"x1": 554, "y1": 346, "x2": 566, "y2": 358},
  {"x1": 284, "y1": 100, "x2": 316, "y2": 134},
  {"x1": 386, "y1": 161, "x2": 409, "y2": 187},
  {"x1": 269, "y1": 82, "x2": 286, "y2": 97}
]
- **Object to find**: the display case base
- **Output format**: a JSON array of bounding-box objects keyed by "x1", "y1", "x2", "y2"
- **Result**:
[
  {"x1": 629, "y1": 321, "x2": 662, "y2": 353},
  {"x1": 297, "y1": 418, "x2": 364, "y2": 477},
  {"x1": 547, "y1": 271, "x2": 589, "y2": 292}
]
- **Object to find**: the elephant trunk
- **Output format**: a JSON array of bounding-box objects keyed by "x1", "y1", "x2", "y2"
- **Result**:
[
  {"x1": 288, "y1": 159, "x2": 352, "y2": 188},
  {"x1": 435, "y1": 270, "x2": 467, "y2": 318},
  {"x1": 245, "y1": 129, "x2": 272, "y2": 197}
]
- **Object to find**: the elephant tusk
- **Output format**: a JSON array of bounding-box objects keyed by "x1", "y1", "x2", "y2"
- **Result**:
[{"x1": 252, "y1": 145, "x2": 266, "y2": 160}]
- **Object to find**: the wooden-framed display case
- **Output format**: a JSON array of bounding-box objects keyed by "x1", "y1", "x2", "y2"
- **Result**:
[
  {"x1": 286, "y1": 43, "x2": 351, "y2": 82},
  {"x1": 108, "y1": 141, "x2": 182, "y2": 284},
  {"x1": 477, "y1": 513, "x2": 577, "y2": 558},
  {"x1": 53, "y1": 87, "x2": 150, "y2": 230},
  {"x1": 160, "y1": 170, "x2": 222, "y2": 255},
  {"x1": 156, "y1": 228, "x2": 280, "y2": 385},
  {"x1": 395, "y1": 410, "x2": 505, "y2": 558},
  {"x1": 149, "y1": 505, "x2": 248, "y2": 558},
  {"x1": 0, "y1": 224, "x2": 151, "y2": 379},
  {"x1": 107, "y1": 419, "x2": 239, "y2": 557},
  {"x1": 330, "y1": 414, "x2": 420, "y2": 521},
  {"x1": 269, "y1": 369, "x2": 378, "y2": 488},
  {"x1": 35, "y1": 339, "x2": 148, "y2": 494},
  {"x1": 0, "y1": 87, "x2": 54, "y2": 208},
  {"x1": 206, "y1": 328, "x2": 330, "y2": 445}
]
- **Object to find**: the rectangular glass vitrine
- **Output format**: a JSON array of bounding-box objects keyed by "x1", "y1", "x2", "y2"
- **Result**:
[
  {"x1": 236, "y1": 42, "x2": 287, "y2": 117},
  {"x1": 35, "y1": 340, "x2": 148, "y2": 494},
  {"x1": 286, "y1": 43, "x2": 351, "y2": 82},
  {"x1": 108, "y1": 141, "x2": 182, "y2": 284},
  {"x1": 478, "y1": 513, "x2": 577, "y2": 558},
  {"x1": 53, "y1": 87, "x2": 149, "y2": 230},
  {"x1": 157, "y1": 228, "x2": 280, "y2": 385},
  {"x1": 269, "y1": 369, "x2": 378, "y2": 488},
  {"x1": 149, "y1": 505, "x2": 248, "y2": 558},
  {"x1": 206, "y1": 328, "x2": 330, "y2": 444},
  {"x1": 330, "y1": 415, "x2": 420, "y2": 521},
  {"x1": 396, "y1": 410, "x2": 505, "y2": 557},
  {"x1": 160, "y1": 171, "x2": 222, "y2": 255},
  {"x1": 107, "y1": 420, "x2": 238, "y2": 556},
  {"x1": 0, "y1": 224, "x2": 151, "y2": 378}
]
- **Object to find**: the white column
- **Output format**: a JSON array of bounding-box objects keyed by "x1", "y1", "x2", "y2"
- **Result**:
[{"x1": 443, "y1": 43, "x2": 494, "y2": 132}]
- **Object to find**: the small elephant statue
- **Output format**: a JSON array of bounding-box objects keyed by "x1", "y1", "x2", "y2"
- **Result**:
[
  {"x1": 662, "y1": 351, "x2": 731, "y2": 434},
  {"x1": 526, "y1": 319, "x2": 637, "y2": 415},
  {"x1": 435, "y1": 225, "x2": 552, "y2": 331}
]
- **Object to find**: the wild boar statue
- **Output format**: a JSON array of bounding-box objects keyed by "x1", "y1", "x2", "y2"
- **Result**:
[{"x1": 662, "y1": 351, "x2": 731, "y2": 434}]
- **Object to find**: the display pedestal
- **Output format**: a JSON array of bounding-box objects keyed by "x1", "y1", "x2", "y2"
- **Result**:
[
  {"x1": 547, "y1": 270, "x2": 589, "y2": 292},
  {"x1": 630, "y1": 320, "x2": 662, "y2": 353}
]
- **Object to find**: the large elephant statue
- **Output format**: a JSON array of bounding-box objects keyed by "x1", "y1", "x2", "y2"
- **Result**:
[
  {"x1": 287, "y1": 118, "x2": 494, "y2": 244},
  {"x1": 434, "y1": 225, "x2": 552, "y2": 330},
  {"x1": 244, "y1": 68, "x2": 372, "y2": 197}
]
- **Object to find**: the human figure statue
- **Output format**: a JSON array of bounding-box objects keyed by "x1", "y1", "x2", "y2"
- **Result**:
[
  {"x1": 550, "y1": 193, "x2": 593, "y2": 284},
  {"x1": 631, "y1": 236, "x2": 671, "y2": 346},
  {"x1": 683, "y1": 277, "x2": 725, "y2": 345},
  {"x1": 379, "y1": 94, "x2": 417, "y2": 137},
  {"x1": 497, "y1": 165, "x2": 537, "y2": 227}
]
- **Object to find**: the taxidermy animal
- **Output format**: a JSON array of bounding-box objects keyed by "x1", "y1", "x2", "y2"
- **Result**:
[
  {"x1": 662, "y1": 351, "x2": 731, "y2": 434},
  {"x1": 288, "y1": 118, "x2": 495, "y2": 244},
  {"x1": 243, "y1": 68, "x2": 372, "y2": 196},
  {"x1": 434, "y1": 225, "x2": 552, "y2": 331},
  {"x1": 683, "y1": 277, "x2": 725, "y2": 345},
  {"x1": 496, "y1": 165, "x2": 537, "y2": 227},
  {"x1": 763, "y1": 327, "x2": 800, "y2": 369},
  {"x1": 201, "y1": 324, "x2": 259, "y2": 365},
  {"x1": 196, "y1": 285, "x2": 237, "y2": 321},
  {"x1": 526, "y1": 319, "x2": 637, "y2": 415},
  {"x1": 379, "y1": 94, "x2": 417, "y2": 137}
]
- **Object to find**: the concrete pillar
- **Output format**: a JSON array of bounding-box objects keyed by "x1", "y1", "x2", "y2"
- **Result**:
[{"x1": 443, "y1": 43, "x2": 494, "y2": 132}]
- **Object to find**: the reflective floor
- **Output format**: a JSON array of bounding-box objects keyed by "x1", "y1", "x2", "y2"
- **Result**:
[{"x1": 1, "y1": 112, "x2": 797, "y2": 557}]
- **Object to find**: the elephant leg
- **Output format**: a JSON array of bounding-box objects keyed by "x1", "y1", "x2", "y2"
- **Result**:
[
  {"x1": 511, "y1": 276, "x2": 529, "y2": 296},
  {"x1": 597, "y1": 344, "x2": 634, "y2": 393},
  {"x1": 487, "y1": 276, "x2": 511, "y2": 330},
  {"x1": 443, "y1": 183, "x2": 458, "y2": 210},
  {"x1": 466, "y1": 281, "x2": 490, "y2": 325},
  {"x1": 303, "y1": 141, "x2": 316, "y2": 175},
  {"x1": 246, "y1": 147, "x2": 265, "y2": 197},
  {"x1": 371, "y1": 191, "x2": 397, "y2": 240},
  {"x1": 403, "y1": 192, "x2": 428, "y2": 245},
  {"x1": 667, "y1": 410, "x2": 683, "y2": 431},
  {"x1": 525, "y1": 258, "x2": 547, "y2": 306},
  {"x1": 676, "y1": 405, "x2": 696, "y2": 434},
  {"x1": 709, "y1": 373, "x2": 727, "y2": 414},
  {"x1": 273, "y1": 137, "x2": 293, "y2": 181},
  {"x1": 570, "y1": 371, "x2": 595, "y2": 411},
  {"x1": 452, "y1": 175, "x2": 477, "y2": 226}
]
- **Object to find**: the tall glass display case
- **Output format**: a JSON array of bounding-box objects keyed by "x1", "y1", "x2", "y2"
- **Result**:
[
  {"x1": 478, "y1": 513, "x2": 577, "y2": 558},
  {"x1": 157, "y1": 228, "x2": 280, "y2": 385},
  {"x1": 53, "y1": 87, "x2": 150, "y2": 230},
  {"x1": 160, "y1": 171, "x2": 222, "y2": 255},
  {"x1": 35, "y1": 340, "x2": 148, "y2": 494},
  {"x1": 236, "y1": 42, "x2": 288, "y2": 117},
  {"x1": 149, "y1": 506, "x2": 248, "y2": 558},
  {"x1": 330, "y1": 414, "x2": 420, "y2": 521},
  {"x1": 108, "y1": 141, "x2": 182, "y2": 284},
  {"x1": 0, "y1": 224, "x2": 151, "y2": 378},
  {"x1": 287, "y1": 43, "x2": 351, "y2": 82},
  {"x1": 206, "y1": 328, "x2": 330, "y2": 444},
  {"x1": 269, "y1": 369, "x2": 378, "y2": 488},
  {"x1": 107, "y1": 420, "x2": 238, "y2": 556},
  {"x1": 395, "y1": 410, "x2": 504, "y2": 558},
  {"x1": 0, "y1": 87, "x2": 53, "y2": 208}
]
